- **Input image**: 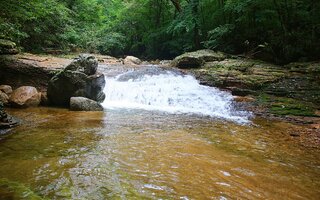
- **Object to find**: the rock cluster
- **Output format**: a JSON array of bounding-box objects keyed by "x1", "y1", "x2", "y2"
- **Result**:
[{"x1": 47, "y1": 54, "x2": 105, "y2": 110}]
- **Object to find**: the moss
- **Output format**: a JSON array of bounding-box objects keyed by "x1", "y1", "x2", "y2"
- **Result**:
[
  {"x1": 257, "y1": 94, "x2": 317, "y2": 117},
  {"x1": 0, "y1": 178, "x2": 46, "y2": 200}
]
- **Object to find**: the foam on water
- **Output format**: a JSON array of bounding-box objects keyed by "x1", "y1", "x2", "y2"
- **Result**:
[{"x1": 102, "y1": 70, "x2": 250, "y2": 123}]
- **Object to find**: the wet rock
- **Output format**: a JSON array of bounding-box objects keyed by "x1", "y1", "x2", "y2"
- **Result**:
[
  {"x1": 47, "y1": 55, "x2": 106, "y2": 106},
  {"x1": 172, "y1": 49, "x2": 227, "y2": 68},
  {"x1": 0, "y1": 85, "x2": 13, "y2": 95},
  {"x1": 0, "y1": 102, "x2": 19, "y2": 130},
  {"x1": 234, "y1": 96, "x2": 255, "y2": 103},
  {"x1": 0, "y1": 91, "x2": 9, "y2": 105},
  {"x1": 189, "y1": 58, "x2": 286, "y2": 96},
  {"x1": 9, "y1": 86, "x2": 41, "y2": 108},
  {"x1": 70, "y1": 97, "x2": 103, "y2": 111},
  {"x1": 124, "y1": 56, "x2": 142, "y2": 65},
  {"x1": 0, "y1": 39, "x2": 19, "y2": 55}
]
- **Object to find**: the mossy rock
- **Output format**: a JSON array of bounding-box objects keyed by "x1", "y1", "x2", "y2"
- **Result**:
[
  {"x1": 256, "y1": 94, "x2": 317, "y2": 117},
  {"x1": 172, "y1": 49, "x2": 228, "y2": 68},
  {"x1": 191, "y1": 59, "x2": 285, "y2": 90}
]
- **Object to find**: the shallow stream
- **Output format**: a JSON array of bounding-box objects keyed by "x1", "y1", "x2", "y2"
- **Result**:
[{"x1": 0, "y1": 66, "x2": 319, "y2": 199}]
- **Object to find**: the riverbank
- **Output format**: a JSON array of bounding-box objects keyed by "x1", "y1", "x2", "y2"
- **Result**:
[{"x1": 0, "y1": 52, "x2": 319, "y2": 147}]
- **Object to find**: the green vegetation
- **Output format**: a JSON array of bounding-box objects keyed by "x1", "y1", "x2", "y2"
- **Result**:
[
  {"x1": 1, "y1": 0, "x2": 319, "y2": 63},
  {"x1": 257, "y1": 94, "x2": 317, "y2": 117}
]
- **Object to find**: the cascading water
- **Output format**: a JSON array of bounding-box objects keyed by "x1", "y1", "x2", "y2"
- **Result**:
[{"x1": 102, "y1": 67, "x2": 250, "y2": 123}]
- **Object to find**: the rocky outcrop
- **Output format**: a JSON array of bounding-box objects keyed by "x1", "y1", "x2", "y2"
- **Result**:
[
  {"x1": 9, "y1": 86, "x2": 41, "y2": 108},
  {"x1": 124, "y1": 56, "x2": 142, "y2": 65},
  {"x1": 70, "y1": 97, "x2": 103, "y2": 111},
  {"x1": 172, "y1": 49, "x2": 227, "y2": 68},
  {"x1": 47, "y1": 54, "x2": 106, "y2": 106},
  {"x1": 190, "y1": 58, "x2": 286, "y2": 96},
  {"x1": 0, "y1": 39, "x2": 19, "y2": 55},
  {"x1": 0, "y1": 54, "x2": 67, "y2": 90}
]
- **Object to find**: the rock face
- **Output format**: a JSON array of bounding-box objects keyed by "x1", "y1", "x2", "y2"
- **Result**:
[
  {"x1": 189, "y1": 58, "x2": 287, "y2": 96},
  {"x1": 47, "y1": 54, "x2": 106, "y2": 106},
  {"x1": 70, "y1": 97, "x2": 103, "y2": 111},
  {"x1": 9, "y1": 86, "x2": 41, "y2": 108},
  {"x1": 0, "y1": 39, "x2": 19, "y2": 55},
  {"x1": 172, "y1": 49, "x2": 227, "y2": 68},
  {"x1": 124, "y1": 56, "x2": 142, "y2": 65}
]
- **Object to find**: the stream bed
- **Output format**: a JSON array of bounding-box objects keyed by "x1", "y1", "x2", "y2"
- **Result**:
[
  {"x1": 0, "y1": 66, "x2": 319, "y2": 199},
  {"x1": 1, "y1": 107, "x2": 319, "y2": 199}
]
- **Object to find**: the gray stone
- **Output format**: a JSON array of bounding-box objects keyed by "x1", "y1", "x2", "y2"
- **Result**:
[
  {"x1": 70, "y1": 97, "x2": 103, "y2": 111},
  {"x1": 124, "y1": 56, "x2": 142, "y2": 65},
  {"x1": 47, "y1": 55, "x2": 105, "y2": 106}
]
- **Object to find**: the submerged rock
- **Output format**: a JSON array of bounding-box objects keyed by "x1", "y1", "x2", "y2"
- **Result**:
[
  {"x1": 47, "y1": 54, "x2": 106, "y2": 106},
  {"x1": 124, "y1": 56, "x2": 142, "y2": 65},
  {"x1": 9, "y1": 86, "x2": 41, "y2": 108},
  {"x1": 70, "y1": 97, "x2": 103, "y2": 111},
  {"x1": 172, "y1": 49, "x2": 227, "y2": 68}
]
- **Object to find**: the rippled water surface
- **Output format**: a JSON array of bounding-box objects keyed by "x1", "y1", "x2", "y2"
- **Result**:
[{"x1": 0, "y1": 107, "x2": 319, "y2": 199}]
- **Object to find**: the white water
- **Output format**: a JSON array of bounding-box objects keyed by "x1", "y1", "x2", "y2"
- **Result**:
[{"x1": 102, "y1": 70, "x2": 250, "y2": 123}]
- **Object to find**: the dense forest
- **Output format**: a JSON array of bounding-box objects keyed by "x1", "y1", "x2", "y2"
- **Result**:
[{"x1": 1, "y1": 0, "x2": 319, "y2": 63}]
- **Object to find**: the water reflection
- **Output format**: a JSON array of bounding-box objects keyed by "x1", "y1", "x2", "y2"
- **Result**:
[{"x1": 0, "y1": 107, "x2": 319, "y2": 199}]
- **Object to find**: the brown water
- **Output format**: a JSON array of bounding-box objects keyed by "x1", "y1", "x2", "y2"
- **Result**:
[{"x1": 0, "y1": 107, "x2": 319, "y2": 199}]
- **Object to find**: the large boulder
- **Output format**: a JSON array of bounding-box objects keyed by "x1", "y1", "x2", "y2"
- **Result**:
[
  {"x1": 47, "y1": 54, "x2": 106, "y2": 106},
  {"x1": 70, "y1": 97, "x2": 103, "y2": 111},
  {"x1": 0, "y1": 39, "x2": 19, "y2": 55},
  {"x1": 172, "y1": 49, "x2": 227, "y2": 68},
  {"x1": 124, "y1": 56, "x2": 142, "y2": 65},
  {"x1": 9, "y1": 86, "x2": 41, "y2": 107}
]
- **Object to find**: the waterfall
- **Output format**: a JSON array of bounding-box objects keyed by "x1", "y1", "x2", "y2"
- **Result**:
[{"x1": 102, "y1": 68, "x2": 250, "y2": 123}]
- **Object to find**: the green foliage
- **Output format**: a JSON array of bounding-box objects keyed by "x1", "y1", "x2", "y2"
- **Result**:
[
  {"x1": 0, "y1": 0, "x2": 319, "y2": 62},
  {"x1": 257, "y1": 94, "x2": 317, "y2": 117}
]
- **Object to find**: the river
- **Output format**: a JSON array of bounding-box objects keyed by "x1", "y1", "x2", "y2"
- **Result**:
[{"x1": 0, "y1": 66, "x2": 319, "y2": 199}]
